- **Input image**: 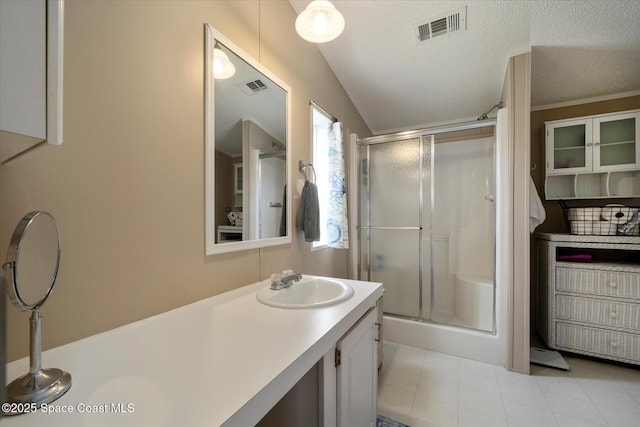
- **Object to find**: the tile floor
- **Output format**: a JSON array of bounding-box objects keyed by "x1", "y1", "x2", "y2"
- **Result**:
[{"x1": 377, "y1": 341, "x2": 640, "y2": 427}]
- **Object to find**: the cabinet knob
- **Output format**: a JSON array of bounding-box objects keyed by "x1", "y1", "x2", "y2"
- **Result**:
[
  {"x1": 609, "y1": 311, "x2": 619, "y2": 319},
  {"x1": 608, "y1": 282, "x2": 617, "y2": 288},
  {"x1": 594, "y1": 142, "x2": 600, "y2": 146},
  {"x1": 609, "y1": 341, "x2": 619, "y2": 348},
  {"x1": 586, "y1": 143, "x2": 593, "y2": 147}
]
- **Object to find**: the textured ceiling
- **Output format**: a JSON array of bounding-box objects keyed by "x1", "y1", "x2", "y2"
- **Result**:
[{"x1": 290, "y1": 0, "x2": 640, "y2": 135}]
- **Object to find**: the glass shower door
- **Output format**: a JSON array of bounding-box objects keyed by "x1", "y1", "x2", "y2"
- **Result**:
[
  {"x1": 359, "y1": 137, "x2": 429, "y2": 319},
  {"x1": 430, "y1": 132, "x2": 496, "y2": 331},
  {"x1": 358, "y1": 125, "x2": 496, "y2": 333}
]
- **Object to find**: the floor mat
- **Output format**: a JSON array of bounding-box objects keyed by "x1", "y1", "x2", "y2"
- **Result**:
[
  {"x1": 377, "y1": 414, "x2": 410, "y2": 427},
  {"x1": 530, "y1": 347, "x2": 570, "y2": 370}
]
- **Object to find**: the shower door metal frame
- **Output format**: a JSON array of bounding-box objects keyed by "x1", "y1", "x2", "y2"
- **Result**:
[
  {"x1": 357, "y1": 133, "x2": 429, "y2": 320},
  {"x1": 357, "y1": 119, "x2": 497, "y2": 327}
]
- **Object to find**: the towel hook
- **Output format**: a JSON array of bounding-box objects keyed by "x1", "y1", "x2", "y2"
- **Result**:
[{"x1": 298, "y1": 160, "x2": 316, "y2": 183}]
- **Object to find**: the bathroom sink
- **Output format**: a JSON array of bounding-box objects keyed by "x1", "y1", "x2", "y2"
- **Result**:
[{"x1": 256, "y1": 276, "x2": 354, "y2": 309}]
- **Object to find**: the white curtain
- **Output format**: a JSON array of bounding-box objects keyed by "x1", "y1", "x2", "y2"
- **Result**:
[{"x1": 327, "y1": 122, "x2": 349, "y2": 248}]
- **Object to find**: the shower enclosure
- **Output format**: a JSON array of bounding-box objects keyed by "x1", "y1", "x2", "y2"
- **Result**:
[{"x1": 358, "y1": 123, "x2": 496, "y2": 333}]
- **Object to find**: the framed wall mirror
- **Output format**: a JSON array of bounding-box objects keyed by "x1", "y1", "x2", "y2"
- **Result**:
[{"x1": 205, "y1": 24, "x2": 291, "y2": 255}]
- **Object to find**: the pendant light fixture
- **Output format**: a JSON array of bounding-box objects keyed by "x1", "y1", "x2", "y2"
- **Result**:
[
  {"x1": 213, "y1": 42, "x2": 236, "y2": 79},
  {"x1": 295, "y1": 0, "x2": 345, "y2": 43}
]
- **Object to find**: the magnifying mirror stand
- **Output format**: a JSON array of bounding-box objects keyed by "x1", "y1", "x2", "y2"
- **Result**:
[
  {"x1": 3, "y1": 211, "x2": 72, "y2": 414},
  {"x1": 5, "y1": 309, "x2": 71, "y2": 408}
]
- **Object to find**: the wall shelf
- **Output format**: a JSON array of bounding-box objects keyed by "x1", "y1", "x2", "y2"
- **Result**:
[{"x1": 545, "y1": 170, "x2": 640, "y2": 200}]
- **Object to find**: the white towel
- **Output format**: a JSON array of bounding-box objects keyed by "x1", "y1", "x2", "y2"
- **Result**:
[
  {"x1": 602, "y1": 204, "x2": 636, "y2": 224},
  {"x1": 529, "y1": 176, "x2": 546, "y2": 233}
]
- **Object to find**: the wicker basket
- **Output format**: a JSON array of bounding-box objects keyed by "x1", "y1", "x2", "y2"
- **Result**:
[{"x1": 561, "y1": 204, "x2": 640, "y2": 236}]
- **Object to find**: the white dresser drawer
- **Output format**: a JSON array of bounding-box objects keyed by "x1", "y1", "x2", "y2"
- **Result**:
[
  {"x1": 556, "y1": 322, "x2": 640, "y2": 363},
  {"x1": 556, "y1": 295, "x2": 640, "y2": 330},
  {"x1": 556, "y1": 267, "x2": 640, "y2": 300}
]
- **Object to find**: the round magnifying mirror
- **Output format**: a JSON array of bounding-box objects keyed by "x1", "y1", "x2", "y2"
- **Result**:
[
  {"x1": 3, "y1": 211, "x2": 71, "y2": 415},
  {"x1": 5, "y1": 211, "x2": 60, "y2": 310}
]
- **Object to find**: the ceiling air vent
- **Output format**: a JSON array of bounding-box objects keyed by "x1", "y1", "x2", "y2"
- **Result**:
[
  {"x1": 414, "y1": 6, "x2": 466, "y2": 44},
  {"x1": 240, "y1": 79, "x2": 269, "y2": 95}
]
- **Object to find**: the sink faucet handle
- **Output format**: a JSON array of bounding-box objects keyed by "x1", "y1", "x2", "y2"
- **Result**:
[
  {"x1": 282, "y1": 269, "x2": 294, "y2": 276},
  {"x1": 270, "y1": 273, "x2": 282, "y2": 285}
]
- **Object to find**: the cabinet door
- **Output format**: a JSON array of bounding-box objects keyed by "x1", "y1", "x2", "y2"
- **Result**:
[
  {"x1": 0, "y1": 0, "x2": 63, "y2": 162},
  {"x1": 234, "y1": 163, "x2": 243, "y2": 194},
  {"x1": 593, "y1": 112, "x2": 640, "y2": 171},
  {"x1": 0, "y1": 0, "x2": 46, "y2": 143},
  {"x1": 336, "y1": 307, "x2": 377, "y2": 427},
  {"x1": 546, "y1": 119, "x2": 593, "y2": 174}
]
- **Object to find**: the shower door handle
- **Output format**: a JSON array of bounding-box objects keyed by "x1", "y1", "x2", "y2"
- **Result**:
[{"x1": 357, "y1": 226, "x2": 422, "y2": 230}]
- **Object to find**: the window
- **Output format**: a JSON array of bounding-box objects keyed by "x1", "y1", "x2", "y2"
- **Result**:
[
  {"x1": 311, "y1": 106, "x2": 333, "y2": 249},
  {"x1": 309, "y1": 103, "x2": 349, "y2": 250}
]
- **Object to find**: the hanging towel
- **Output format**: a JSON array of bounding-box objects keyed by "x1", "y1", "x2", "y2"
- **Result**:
[
  {"x1": 279, "y1": 184, "x2": 287, "y2": 237},
  {"x1": 529, "y1": 176, "x2": 546, "y2": 233},
  {"x1": 297, "y1": 180, "x2": 320, "y2": 242}
]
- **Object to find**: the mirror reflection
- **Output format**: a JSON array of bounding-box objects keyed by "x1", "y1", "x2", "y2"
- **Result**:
[{"x1": 205, "y1": 24, "x2": 291, "y2": 255}]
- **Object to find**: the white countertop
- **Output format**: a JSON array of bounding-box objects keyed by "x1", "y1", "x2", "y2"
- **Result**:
[
  {"x1": 3, "y1": 276, "x2": 383, "y2": 426},
  {"x1": 535, "y1": 232, "x2": 640, "y2": 244}
]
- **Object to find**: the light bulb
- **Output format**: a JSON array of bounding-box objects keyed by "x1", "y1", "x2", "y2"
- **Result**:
[
  {"x1": 214, "y1": 57, "x2": 223, "y2": 75},
  {"x1": 312, "y1": 11, "x2": 328, "y2": 35},
  {"x1": 295, "y1": 1, "x2": 345, "y2": 43},
  {"x1": 213, "y1": 46, "x2": 235, "y2": 79}
]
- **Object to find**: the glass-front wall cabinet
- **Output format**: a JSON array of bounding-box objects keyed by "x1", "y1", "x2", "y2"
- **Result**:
[
  {"x1": 545, "y1": 110, "x2": 640, "y2": 200},
  {"x1": 595, "y1": 113, "x2": 637, "y2": 169},
  {"x1": 548, "y1": 119, "x2": 591, "y2": 173}
]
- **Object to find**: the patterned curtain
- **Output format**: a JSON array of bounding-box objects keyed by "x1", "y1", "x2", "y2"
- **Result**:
[{"x1": 327, "y1": 121, "x2": 349, "y2": 248}]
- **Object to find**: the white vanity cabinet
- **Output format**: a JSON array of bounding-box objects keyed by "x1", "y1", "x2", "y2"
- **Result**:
[
  {"x1": 336, "y1": 305, "x2": 379, "y2": 427},
  {"x1": 537, "y1": 233, "x2": 640, "y2": 365},
  {"x1": 545, "y1": 110, "x2": 640, "y2": 199},
  {"x1": 320, "y1": 300, "x2": 380, "y2": 427},
  {"x1": 0, "y1": 0, "x2": 63, "y2": 162}
]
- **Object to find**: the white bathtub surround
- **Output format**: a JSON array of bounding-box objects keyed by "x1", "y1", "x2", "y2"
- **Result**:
[{"x1": 4, "y1": 276, "x2": 382, "y2": 426}]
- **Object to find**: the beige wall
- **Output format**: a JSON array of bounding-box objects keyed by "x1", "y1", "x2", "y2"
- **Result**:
[{"x1": 0, "y1": 0, "x2": 371, "y2": 362}]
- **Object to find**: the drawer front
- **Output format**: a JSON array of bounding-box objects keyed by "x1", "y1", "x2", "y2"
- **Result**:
[
  {"x1": 556, "y1": 267, "x2": 640, "y2": 300},
  {"x1": 556, "y1": 295, "x2": 640, "y2": 330},
  {"x1": 556, "y1": 323, "x2": 640, "y2": 363}
]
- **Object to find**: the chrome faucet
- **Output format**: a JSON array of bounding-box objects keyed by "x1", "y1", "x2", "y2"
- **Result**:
[{"x1": 270, "y1": 270, "x2": 302, "y2": 290}]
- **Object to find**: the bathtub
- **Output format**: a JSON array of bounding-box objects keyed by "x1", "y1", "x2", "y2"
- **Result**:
[
  {"x1": 383, "y1": 315, "x2": 503, "y2": 365},
  {"x1": 454, "y1": 273, "x2": 494, "y2": 332},
  {"x1": 383, "y1": 272, "x2": 504, "y2": 366}
]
